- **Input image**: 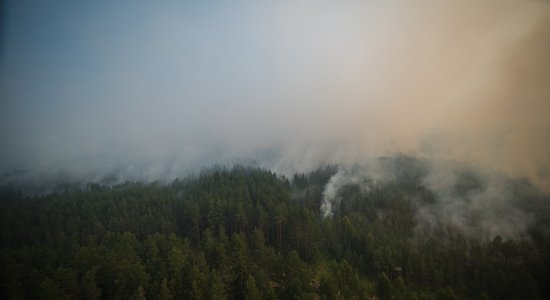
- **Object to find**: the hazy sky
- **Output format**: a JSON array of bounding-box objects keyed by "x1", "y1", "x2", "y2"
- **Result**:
[{"x1": 1, "y1": 0, "x2": 550, "y2": 190}]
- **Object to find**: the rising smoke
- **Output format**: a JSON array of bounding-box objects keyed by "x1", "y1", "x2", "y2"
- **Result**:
[
  {"x1": 321, "y1": 168, "x2": 359, "y2": 218},
  {"x1": 320, "y1": 156, "x2": 549, "y2": 241}
]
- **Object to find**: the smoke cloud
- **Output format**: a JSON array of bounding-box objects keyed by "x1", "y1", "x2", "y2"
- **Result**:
[
  {"x1": 1, "y1": 0, "x2": 550, "y2": 193},
  {"x1": 418, "y1": 162, "x2": 536, "y2": 241},
  {"x1": 319, "y1": 157, "x2": 547, "y2": 241}
]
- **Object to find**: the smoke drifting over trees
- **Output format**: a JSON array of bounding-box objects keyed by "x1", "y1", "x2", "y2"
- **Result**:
[
  {"x1": 320, "y1": 156, "x2": 550, "y2": 241},
  {"x1": 2, "y1": 165, "x2": 550, "y2": 299},
  {"x1": 3, "y1": 1, "x2": 550, "y2": 298},
  {"x1": 1, "y1": 0, "x2": 550, "y2": 192}
]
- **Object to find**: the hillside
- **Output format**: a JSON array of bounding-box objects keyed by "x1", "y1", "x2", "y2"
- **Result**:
[{"x1": 1, "y1": 163, "x2": 549, "y2": 299}]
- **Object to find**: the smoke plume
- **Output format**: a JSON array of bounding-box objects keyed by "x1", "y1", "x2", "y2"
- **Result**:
[{"x1": 321, "y1": 168, "x2": 360, "y2": 218}]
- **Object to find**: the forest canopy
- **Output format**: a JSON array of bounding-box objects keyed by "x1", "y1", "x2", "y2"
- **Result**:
[{"x1": 1, "y1": 157, "x2": 550, "y2": 299}]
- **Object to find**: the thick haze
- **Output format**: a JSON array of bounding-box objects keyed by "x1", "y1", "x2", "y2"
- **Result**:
[{"x1": 1, "y1": 0, "x2": 550, "y2": 190}]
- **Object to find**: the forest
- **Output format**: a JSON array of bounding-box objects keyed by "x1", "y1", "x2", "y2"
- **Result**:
[{"x1": 1, "y1": 157, "x2": 550, "y2": 299}]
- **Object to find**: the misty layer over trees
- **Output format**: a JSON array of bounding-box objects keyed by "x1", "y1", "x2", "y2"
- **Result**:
[
  {"x1": 2, "y1": 0, "x2": 550, "y2": 193},
  {"x1": 2, "y1": 157, "x2": 550, "y2": 299}
]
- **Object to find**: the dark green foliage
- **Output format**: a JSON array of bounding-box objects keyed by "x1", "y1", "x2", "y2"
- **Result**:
[
  {"x1": 245, "y1": 275, "x2": 262, "y2": 300},
  {"x1": 436, "y1": 286, "x2": 459, "y2": 300},
  {"x1": 81, "y1": 266, "x2": 102, "y2": 300},
  {"x1": 0, "y1": 165, "x2": 548, "y2": 299},
  {"x1": 377, "y1": 272, "x2": 392, "y2": 300}
]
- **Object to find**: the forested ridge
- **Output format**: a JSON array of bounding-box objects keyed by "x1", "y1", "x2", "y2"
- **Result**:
[{"x1": 1, "y1": 164, "x2": 550, "y2": 299}]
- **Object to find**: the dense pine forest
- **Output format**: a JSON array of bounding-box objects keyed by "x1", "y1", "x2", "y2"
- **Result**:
[{"x1": 1, "y1": 159, "x2": 550, "y2": 299}]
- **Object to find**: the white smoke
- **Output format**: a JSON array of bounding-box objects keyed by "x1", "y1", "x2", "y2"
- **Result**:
[
  {"x1": 417, "y1": 162, "x2": 537, "y2": 240},
  {"x1": 319, "y1": 157, "x2": 544, "y2": 241},
  {"x1": 320, "y1": 166, "x2": 368, "y2": 217}
]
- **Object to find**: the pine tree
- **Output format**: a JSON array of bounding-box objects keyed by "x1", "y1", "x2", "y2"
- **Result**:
[
  {"x1": 377, "y1": 272, "x2": 392, "y2": 300},
  {"x1": 158, "y1": 278, "x2": 172, "y2": 300},
  {"x1": 81, "y1": 266, "x2": 102, "y2": 300},
  {"x1": 245, "y1": 275, "x2": 262, "y2": 300}
]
